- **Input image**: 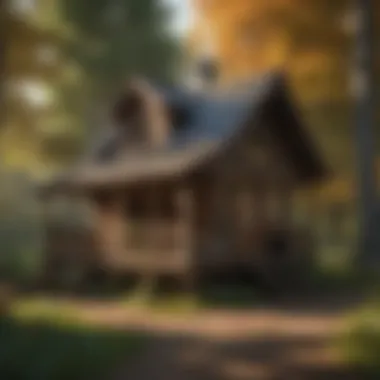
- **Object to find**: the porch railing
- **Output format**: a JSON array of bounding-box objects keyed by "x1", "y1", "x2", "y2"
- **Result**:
[{"x1": 102, "y1": 220, "x2": 191, "y2": 273}]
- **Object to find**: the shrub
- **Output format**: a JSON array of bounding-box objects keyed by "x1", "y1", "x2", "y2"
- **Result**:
[
  {"x1": 340, "y1": 301, "x2": 380, "y2": 378},
  {"x1": 0, "y1": 311, "x2": 145, "y2": 380}
]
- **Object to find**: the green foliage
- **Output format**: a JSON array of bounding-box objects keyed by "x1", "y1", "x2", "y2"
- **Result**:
[
  {"x1": 340, "y1": 301, "x2": 380, "y2": 378},
  {"x1": 307, "y1": 265, "x2": 372, "y2": 295},
  {"x1": 0, "y1": 315, "x2": 144, "y2": 380},
  {"x1": 61, "y1": 0, "x2": 181, "y2": 89},
  {"x1": 3, "y1": 0, "x2": 181, "y2": 172},
  {"x1": 0, "y1": 170, "x2": 44, "y2": 284},
  {"x1": 199, "y1": 284, "x2": 260, "y2": 309}
]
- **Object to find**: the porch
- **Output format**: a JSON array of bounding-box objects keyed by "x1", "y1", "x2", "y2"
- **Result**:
[{"x1": 91, "y1": 183, "x2": 195, "y2": 276}]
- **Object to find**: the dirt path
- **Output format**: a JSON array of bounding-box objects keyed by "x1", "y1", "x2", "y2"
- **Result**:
[{"x1": 97, "y1": 297, "x2": 363, "y2": 380}]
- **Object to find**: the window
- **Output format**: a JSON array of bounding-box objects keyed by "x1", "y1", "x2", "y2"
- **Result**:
[
  {"x1": 123, "y1": 187, "x2": 180, "y2": 251},
  {"x1": 159, "y1": 189, "x2": 176, "y2": 220},
  {"x1": 127, "y1": 191, "x2": 146, "y2": 219},
  {"x1": 92, "y1": 191, "x2": 114, "y2": 210}
]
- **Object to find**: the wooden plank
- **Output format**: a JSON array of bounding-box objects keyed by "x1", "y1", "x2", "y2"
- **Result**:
[
  {"x1": 101, "y1": 249, "x2": 189, "y2": 274},
  {"x1": 176, "y1": 185, "x2": 197, "y2": 289}
]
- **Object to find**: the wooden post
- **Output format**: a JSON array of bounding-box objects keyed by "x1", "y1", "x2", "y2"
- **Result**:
[
  {"x1": 177, "y1": 185, "x2": 196, "y2": 292},
  {"x1": 123, "y1": 192, "x2": 133, "y2": 259},
  {"x1": 94, "y1": 192, "x2": 125, "y2": 267},
  {"x1": 137, "y1": 185, "x2": 160, "y2": 298},
  {"x1": 146, "y1": 185, "x2": 156, "y2": 253}
]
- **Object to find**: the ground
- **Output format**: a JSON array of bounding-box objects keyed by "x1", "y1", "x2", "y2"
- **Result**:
[
  {"x1": 6, "y1": 291, "x2": 367, "y2": 380},
  {"x1": 54, "y1": 295, "x2": 363, "y2": 380}
]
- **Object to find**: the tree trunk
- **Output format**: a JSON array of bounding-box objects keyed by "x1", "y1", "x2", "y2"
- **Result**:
[
  {"x1": 353, "y1": 0, "x2": 377, "y2": 265},
  {"x1": 0, "y1": 0, "x2": 6, "y2": 127}
]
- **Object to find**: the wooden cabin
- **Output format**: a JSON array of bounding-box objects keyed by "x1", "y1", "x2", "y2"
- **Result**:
[{"x1": 40, "y1": 72, "x2": 326, "y2": 289}]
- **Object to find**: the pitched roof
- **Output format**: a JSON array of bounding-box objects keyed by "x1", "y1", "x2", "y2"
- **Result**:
[
  {"x1": 40, "y1": 71, "x2": 326, "y2": 195},
  {"x1": 88, "y1": 74, "x2": 271, "y2": 162}
]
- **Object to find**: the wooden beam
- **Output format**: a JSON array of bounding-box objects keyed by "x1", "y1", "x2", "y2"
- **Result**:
[
  {"x1": 176, "y1": 185, "x2": 196, "y2": 290},
  {"x1": 95, "y1": 192, "x2": 125, "y2": 266}
]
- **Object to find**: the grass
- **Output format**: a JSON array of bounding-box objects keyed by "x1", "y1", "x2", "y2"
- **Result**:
[
  {"x1": 10, "y1": 297, "x2": 80, "y2": 321},
  {"x1": 306, "y1": 244, "x2": 378, "y2": 295},
  {"x1": 1, "y1": 286, "x2": 256, "y2": 380},
  {"x1": 0, "y1": 298, "x2": 146, "y2": 380},
  {"x1": 10, "y1": 280, "x2": 262, "y2": 319},
  {"x1": 199, "y1": 283, "x2": 261, "y2": 309},
  {"x1": 146, "y1": 285, "x2": 260, "y2": 312},
  {"x1": 125, "y1": 282, "x2": 262, "y2": 312},
  {"x1": 339, "y1": 300, "x2": 380, "y2": 379}
]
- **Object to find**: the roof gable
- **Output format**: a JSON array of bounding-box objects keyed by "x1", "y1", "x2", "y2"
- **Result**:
[
  {"x1": 88, "y1": 74, "x2": 273, "y2": 161},
  {"x1": 41, "y1": 72, "x2": 326, "y2": 194},
  {"x1": 257, "y1": 75, "x2": 326, "y2": 182}
]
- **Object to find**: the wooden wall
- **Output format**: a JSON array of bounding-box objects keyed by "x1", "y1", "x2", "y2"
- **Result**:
[
  {"x1": 90, "y1": 182, "x2": 196, "y2": 276},
  {"x1": 193, "y1": 124, "x2": 298, "y2": 271}
]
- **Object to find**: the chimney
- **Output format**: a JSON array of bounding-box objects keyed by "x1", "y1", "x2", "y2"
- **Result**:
[
  {"x1": 112, "y1": 78, "x2": 170, "y2": 148},
  {"x1": 193, "y1": 15, "x2": 219, "y2": 90},
  {"x1": 129, "y1": 78, "x2": 170, "y2": 148}
]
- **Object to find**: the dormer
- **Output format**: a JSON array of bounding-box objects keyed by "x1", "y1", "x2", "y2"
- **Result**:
[{"x1": 112, "y1": 78, "x2": 171, "y2": 148}]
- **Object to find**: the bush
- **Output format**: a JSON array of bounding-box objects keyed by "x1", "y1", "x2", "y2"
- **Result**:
[
  {"x1": 340, "y1": 301, "x2": 380, "y2": 378},
  {"x1": 0, "y1": 312, "x2": 145, "y2": 380},
  {"x1": 0, "y1": 169, "x2": 93, "y2": 287},
  {"x1": 0, "y1": 170, "x2": 44, "y2": 285}
]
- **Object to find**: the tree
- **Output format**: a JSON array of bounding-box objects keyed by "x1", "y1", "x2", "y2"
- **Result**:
[
  {"x1": 0, "y1": 0, "x2": 81, "y2": 175},
  {"x1": 56, "y1": 0, "x2": 182, "y2": 162},
  {"x1": 61, "y1": 0, "x2": 181, "y2": 92},
  {"x1": 1, "y1": 0, "x2": 181, "y2": 175},
  {"x1": 353, "y1": 0, "x2": 377, "y2": 264},
  {"x1": 0, "y1": 0, "x2": 6, "y2": 125},
  {"x1": 190, "y1": 0, "x2": 380, "y2": 177}
]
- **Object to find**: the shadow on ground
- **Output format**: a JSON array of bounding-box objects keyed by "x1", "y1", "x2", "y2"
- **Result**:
[
  {"x1": 4, "y1": 286, "x2": 371, "y2": 380},
  {"x1": 0, "y1": 315, "x2": 146, "y2": 380},
  {"x1": 115, "y1": 328, "x2": 364, "y2": 380},
  {"x1": 10, "y1": 273, "x2": 374, "y2": 380},
  {"x1": 108, "y1": 294, "x2": 368, "y2": 380}
]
